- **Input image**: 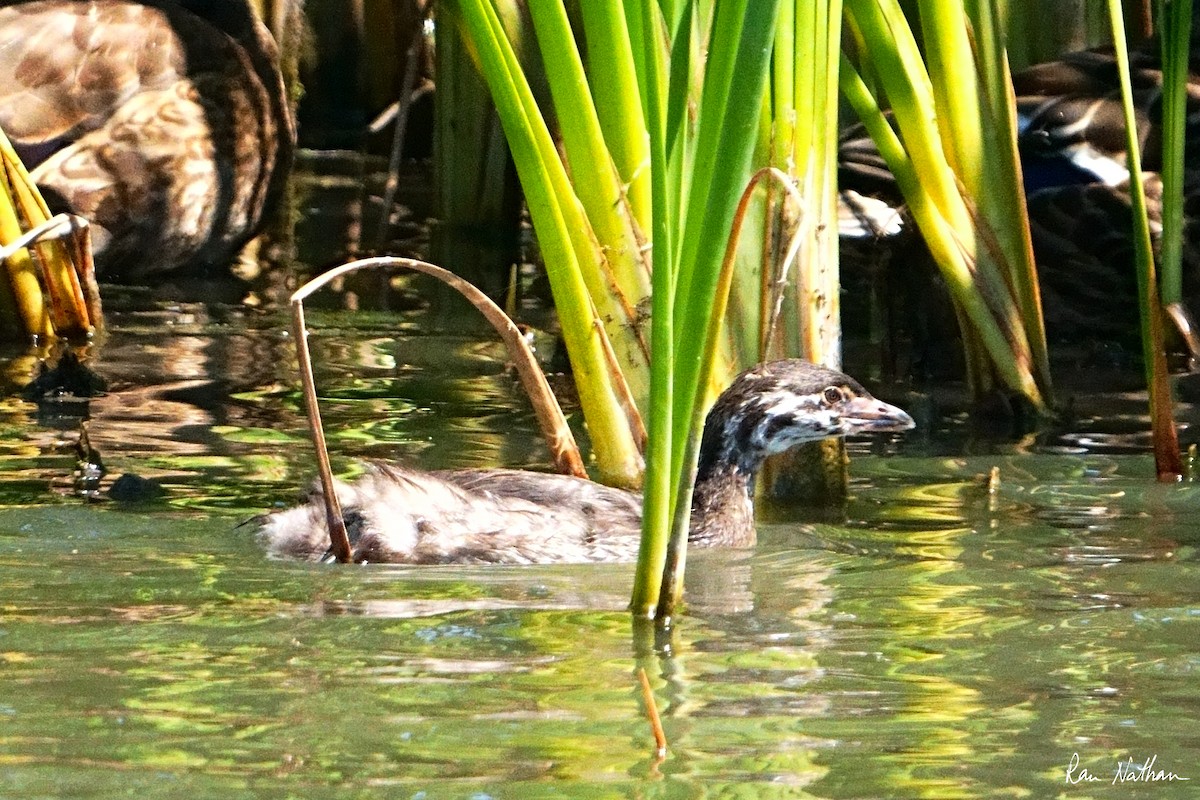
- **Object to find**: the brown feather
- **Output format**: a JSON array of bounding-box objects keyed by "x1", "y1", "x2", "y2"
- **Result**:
[{"x1": 0, "y1": 0, "x2": 294, "y2": 277}]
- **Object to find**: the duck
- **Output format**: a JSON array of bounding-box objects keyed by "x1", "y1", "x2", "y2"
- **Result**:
[
  {"x1": 0, "y1": 0, "x2": 295, "y2": 279},
  {"x1": 258, "y1": 359, "x2": 915, "y2": 565},
  {"x1": 1012, "y1": 20, "x2": 1200, "y2": 190},
  {"x1": 1013, "y1": 22, "x2": 1200, "y2": 346},
  {"x1": 838, "y1": 17, "x2": 1200, "y2": 353}
]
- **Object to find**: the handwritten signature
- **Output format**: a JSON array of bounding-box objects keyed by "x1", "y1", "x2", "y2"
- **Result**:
[{"x1": 1066, "y1": 753, "x2": 1190, "y2": 785}]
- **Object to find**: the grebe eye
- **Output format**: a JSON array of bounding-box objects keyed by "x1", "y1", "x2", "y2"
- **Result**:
[{"x1": 823, "y1": 386, "x2": 844, "y2": 405}]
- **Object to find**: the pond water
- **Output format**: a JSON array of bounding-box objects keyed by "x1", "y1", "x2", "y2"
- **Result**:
[{"x1": 1, "y1": 159, "x2": 1198, "y2": 798}]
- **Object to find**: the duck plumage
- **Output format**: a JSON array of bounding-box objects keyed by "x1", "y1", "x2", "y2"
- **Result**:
[{"x1": 0, "y1": 0, "x2": 294, "y2": 278}]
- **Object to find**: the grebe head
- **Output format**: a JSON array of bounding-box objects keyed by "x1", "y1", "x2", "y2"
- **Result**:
[{"x1": 697, "y1": 359, "x2": 914, "y2": 480}]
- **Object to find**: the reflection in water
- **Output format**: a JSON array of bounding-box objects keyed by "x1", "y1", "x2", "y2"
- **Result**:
[
  {"x1": 0, "y1": 155, "x2": 1198, "y2": 795},
  {"x1": 1, "y1": 305, "x2": 1199, "y2": 799},
  {"x1": 0, "y1": 444, "x2": 1198, "y2": 797},
  {"x1": 0, "y1": 288, "x2": 554, "y2": 517}
]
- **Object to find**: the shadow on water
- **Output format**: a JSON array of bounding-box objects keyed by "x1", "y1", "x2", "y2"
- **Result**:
[{"x1": 0, "y1": 154, "x2": 1198, "y2": 798}]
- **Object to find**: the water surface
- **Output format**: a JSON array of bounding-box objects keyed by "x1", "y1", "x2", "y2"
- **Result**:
[{"x1": 0, "y1": 162, "x2": 1197, "y2": 797}]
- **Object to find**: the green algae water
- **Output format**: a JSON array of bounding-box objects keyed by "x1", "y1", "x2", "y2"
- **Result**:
[
  {"x1": 0, "y1": 287, "x2": 1197, "y2": 798},
  {"x1": 0, "y1": 158, "x2": 1198, "y2": 797},
  {"x1": 0, "y1": 462, "x2": 1197, "y2": 799}
]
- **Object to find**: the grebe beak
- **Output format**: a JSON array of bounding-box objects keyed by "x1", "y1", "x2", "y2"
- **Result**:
[{"x1": 841, "y1": 394, "x2": 915, "y2": 434}]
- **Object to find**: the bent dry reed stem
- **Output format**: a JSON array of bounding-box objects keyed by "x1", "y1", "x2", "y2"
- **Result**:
[{"x1": 288, "y1": 256, "x2": 587, "y2": 562}]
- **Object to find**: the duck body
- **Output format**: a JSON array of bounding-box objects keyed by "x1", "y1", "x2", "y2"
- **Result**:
[
  {"x1": 0, "y1": 0, "x2": 294, "y2": 278},
  {"x1": 1012, "y1": 32, "x2": 1200, "y2": 343},
  {"x1": 1013, "y1": 35, "x2": 1200, "y2": 188},
  {"x1": 259, "y1": 360, "x2": 915, "y2": 565},
  {"x1": 839, "y1": 19, "x2": 1200, "y2": 354}
]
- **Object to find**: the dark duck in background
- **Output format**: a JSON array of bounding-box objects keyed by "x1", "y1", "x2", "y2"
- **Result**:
[
  {"x1": 1012, "y1": 20, "x2": 1200, "y2": 342},
  {"x1": 0, "y1": 0, "x2": 295, "y2": 279},
  {"x1": 259, "y1": 360, "x2": 915, "y2": 565},
  {"x1": 838, "y1": 15, "x2": 1200, "y2": 352}
]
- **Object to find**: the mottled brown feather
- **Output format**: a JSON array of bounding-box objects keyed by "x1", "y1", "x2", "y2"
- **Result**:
[{"x1": 0, "y1": 0, "x2": 294, "y2": 277}]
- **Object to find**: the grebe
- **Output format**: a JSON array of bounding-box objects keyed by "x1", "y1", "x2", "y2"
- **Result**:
[{"x1": 258, "y1": 360, "x2": 914, "y2": 565}]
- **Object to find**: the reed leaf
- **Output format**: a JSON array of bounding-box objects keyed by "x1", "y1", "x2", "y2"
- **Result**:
[
  {"x1": 1156, "y1": 0, "x2": 1191, "y2": 308},
  {"x1": 842, "y1": 0, "x2": 1048, "y2": 409},
  {"x1": 1107, "y1": 0, "x2": 1182, "y2": 479},
  {"x1": 634, "y1": 0, "x2": 784, "y2": 620},
  {"x1": 529, "y1": 0, "x2": 652, "y2": 387},
  {"x1": 630, "y1": 0, "x2": 678, "y2": 618},
  {"x1": 580, "y1": 0, "x2": 652, "y2": 234},
  {"x1": 970, "y1": 0, "x2": 1051, "y2": 393},
  {"x1": 756, "y1": 0, "x2": 847, "y2": 505},
  {"x1": 669, "y1": 0, "x2": 784, "y2": 484},
  {"x1": 448, "y1": 0, "x2": 645, "y2": 487}
]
